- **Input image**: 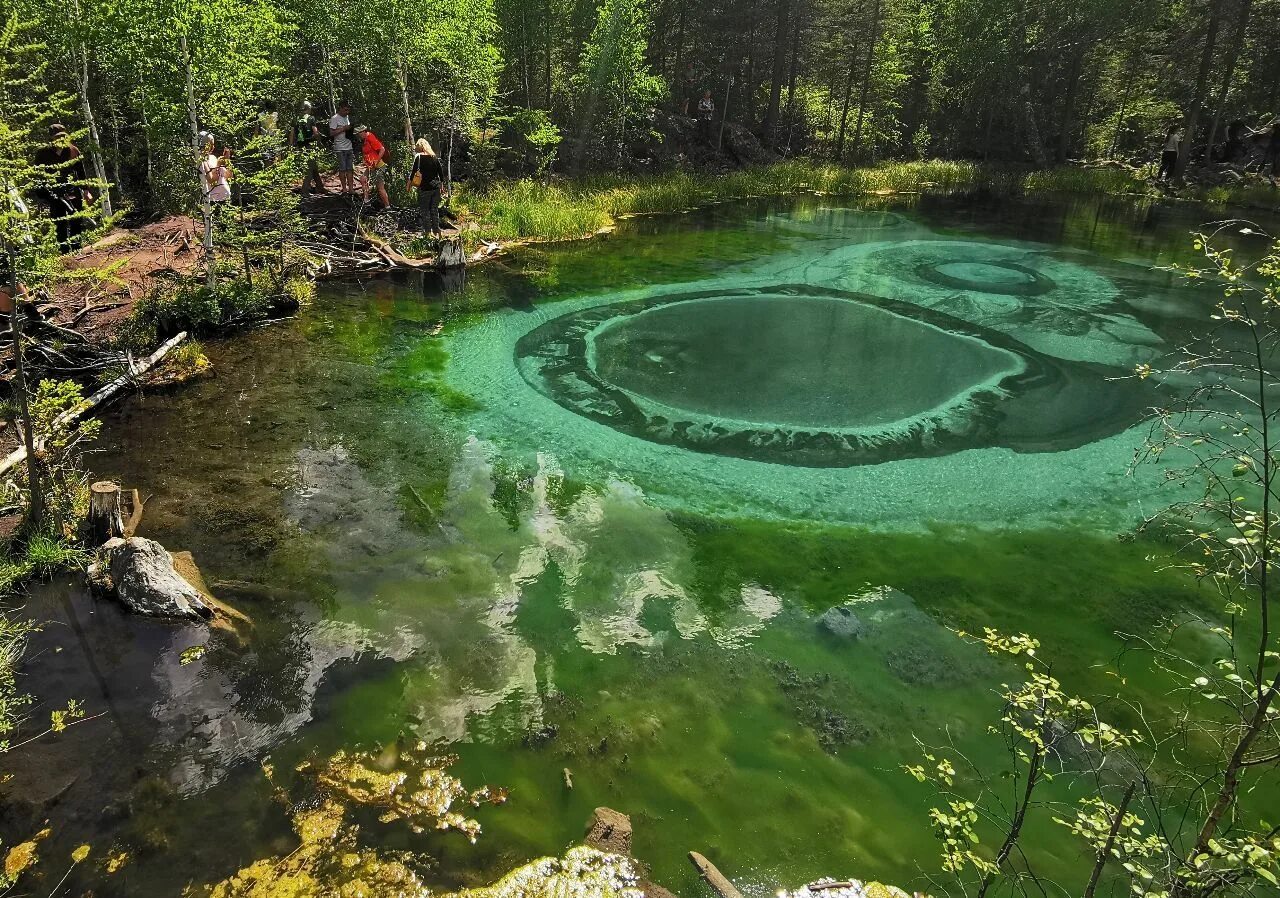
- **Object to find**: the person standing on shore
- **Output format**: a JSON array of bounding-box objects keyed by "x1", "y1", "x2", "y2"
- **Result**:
[
  {"x1": 199, "y1": 135, "x2": 232, "y2": 206},
  {"x1": 34, "y1": 124, "x2": 92, "y2": 251},
  {"x1": 1157, "y1": 124, "x2": 1182, "y2": 181},
  {"x1": 291, "y1": 101, "x2": 325, "y2": 194},
  {"x1": 697, "y1": 90, "x2": 715, "y2": 142},
  {"x1": 407, "y1": 138, "x2": 445, "y2": 239},
  {"x1": 329, "y1": 100, "x2": 355, "y2": 195},
  {"x1": 354, "y1": 125, "x2": 390, "y2": 209}
]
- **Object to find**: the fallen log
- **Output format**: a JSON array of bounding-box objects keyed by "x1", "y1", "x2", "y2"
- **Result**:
[
  {"x1": 0, "y1": 331, "x2": 188, "y2": 477},
  {"x1": 688, "y1": 852, "x2": 744, "y2": 898}
]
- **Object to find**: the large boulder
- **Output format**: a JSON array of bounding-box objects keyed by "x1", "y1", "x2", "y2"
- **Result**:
[{"x1": 93, "y1": 537, "x2": 212, "y2": 620}]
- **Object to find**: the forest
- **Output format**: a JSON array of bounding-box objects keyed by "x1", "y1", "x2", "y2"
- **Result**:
[
  {"x1": 3, "y1": 1, "x2": 1280, "y2": 897},
  {"x1": 5, "y1": 0, "x2": 1280, "y2": 219}
]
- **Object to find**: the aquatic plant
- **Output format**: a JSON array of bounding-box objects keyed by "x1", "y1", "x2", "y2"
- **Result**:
[
  {"x1": 303, "y1": 742, "x2": 508, "y2": 841},
  {"x1": 188, "y1": 745, "x2": 570, "y2": 898}
]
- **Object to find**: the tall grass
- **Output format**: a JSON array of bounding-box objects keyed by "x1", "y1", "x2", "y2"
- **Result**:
[{"x1": 456, "y1": 159, "x2": 1277, "y2": 248}]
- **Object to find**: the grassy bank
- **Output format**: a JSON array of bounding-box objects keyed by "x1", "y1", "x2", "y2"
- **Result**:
[{"x1": 454, "y1": 159, "x2": 1279, "y2": 247}]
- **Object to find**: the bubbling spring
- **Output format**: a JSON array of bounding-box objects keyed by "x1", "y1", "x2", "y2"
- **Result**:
[{"x1": 440, "y1": 209, "x2": 1175, "y2": 526}]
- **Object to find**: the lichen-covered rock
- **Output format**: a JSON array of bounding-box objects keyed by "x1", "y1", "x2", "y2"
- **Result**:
[
  {"x1": 585, "y1": 806, "x2": 633, "y2": 855},
  {"x1": 818, "y1": 605, "x2": 864, "y2": 639},
  {"x1": 781, "y1": 879, "x2": 915, "y2": 898},
  {"x1": 95, "y1": 537, "x2": 211, "y2": 619}
]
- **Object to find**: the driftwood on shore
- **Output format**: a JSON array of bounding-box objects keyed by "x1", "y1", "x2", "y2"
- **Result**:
[
  {"x1": 297, "y1": 196, "x2": 467, "y2": 275},
  {"x1": 0, "y1": 331, "x2": 188, "y2": 477}
]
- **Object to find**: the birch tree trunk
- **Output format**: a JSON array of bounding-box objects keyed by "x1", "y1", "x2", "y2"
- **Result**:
[
  {"x1": 8, "y1": 288, "x2": 44, "y2": 530},
  {"x1": 69, "y1": 0, "x2": 112, "y2": 218},
  {"x1": 180, "y1": 34, "x2": 216, "y2": 291},
  {"x1": 396, "y1": 59, "x2": 416, "y2": 148}
]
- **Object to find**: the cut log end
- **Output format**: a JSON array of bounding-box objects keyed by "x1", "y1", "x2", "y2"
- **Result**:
[{"x1": 88, "y1": 480, "x2": 125, "y2": 546}]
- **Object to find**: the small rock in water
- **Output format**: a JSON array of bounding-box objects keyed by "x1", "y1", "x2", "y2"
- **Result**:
[{"x1": 817, "y1": 605, "x2": 864, "y2": 639}]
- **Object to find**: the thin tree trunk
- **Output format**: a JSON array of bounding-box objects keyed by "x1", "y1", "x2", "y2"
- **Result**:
[
  {"x1": 783, "y1": 0, "x2": 803, "y2": 126},
  {"x1": 1084, "y1": 783, "x2": 1137, "y2": 898},
  {"x1": 977, "y1": 745, "x2": 1044, "y2": 898},
  {"x1": 835, "y1": 47, "x2": 857, "y2": 159},
  {"x1": 1108, "y1": 53, "x2": 1138, "y2": 158},
  {"x1": 850, "y1": 0, "x2": 881, "y2": 161},
  {"x1": 544, "y1": 0, "x2": 553, "y2": 109},
  {"x1": 446, "y1": 79, "x2": 458, "y2": 196},
  {"x1": 1207, "y1": 0, "x2": 1253, "y2": 151},
  {"x1": 321, "y1": 45, "x2": 339, "y2": 111},
  {"x1": 109, "y1": 101, "x2": 122, "y2": 192},
  {"x1": 520, "y1": 3, "x2": 532, "y2": 107},
  {"x1": 73, "y1": 53, "x2": 112, "y2": 219},
  {"x1": 1176, "y1": 0, "x2": 1225, "y2": 178},
  {"x1": 8, "y1": 289, "x2": 44, "y2": 530},
  {"x1": 1055, "y1": 47, "x2": 1086, "y2": 164},
  {"x1": 761, "y1": 0, "x2": 792, "y2": 143},
  {"x1": 180, "y1": 34, "x2": 216, "y2": 291},
  {"x1": 396, "y1": 59, "x2": 416, "y2": 148},
  {"x1": 68, "y1": 0, "x2": 111, "y2": 218}
]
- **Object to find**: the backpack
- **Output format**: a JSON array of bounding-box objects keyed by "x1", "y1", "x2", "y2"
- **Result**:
[{"x1": 294, "y1": 115, "x2": 314, "y2": 145}]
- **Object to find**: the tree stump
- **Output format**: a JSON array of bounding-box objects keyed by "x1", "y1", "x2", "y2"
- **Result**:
[
  {"x1": 89, "y1": 481, "x2": 126, "y2": 546},
  {"x1": 438, "y1": 237, "x2": 465, "y2": 269}
]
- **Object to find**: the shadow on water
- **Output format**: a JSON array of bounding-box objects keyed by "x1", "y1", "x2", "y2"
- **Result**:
[{"x1": 3, "y1": 191, "x2": 1278, "y2": 897}]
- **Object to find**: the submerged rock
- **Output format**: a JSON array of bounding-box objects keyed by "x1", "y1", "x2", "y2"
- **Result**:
[
  {"x1": 818, "y1": 605, "x2": 864, "y2": 639},
  {"x1": 92, "y1": 537, "x2": 211, "y2": 620}
]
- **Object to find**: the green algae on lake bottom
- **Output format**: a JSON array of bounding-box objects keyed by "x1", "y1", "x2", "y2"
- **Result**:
[{"x1": 4, "y1": 192, "x2": 1275, "y2": 898}]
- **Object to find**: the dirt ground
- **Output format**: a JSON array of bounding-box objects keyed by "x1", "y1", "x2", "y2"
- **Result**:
[{"x1": 44, "y1": 216, "x2": 204, "y2": 344}]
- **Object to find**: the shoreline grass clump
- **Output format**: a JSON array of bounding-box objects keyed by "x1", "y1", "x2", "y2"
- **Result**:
[{"x1": 456, "y1": 159, "x2": 1278, "y2": 249}]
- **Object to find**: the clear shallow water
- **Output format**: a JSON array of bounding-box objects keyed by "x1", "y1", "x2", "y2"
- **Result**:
[{"x1": 3, "y1": 193, "x2": 1276, "y2": 896}]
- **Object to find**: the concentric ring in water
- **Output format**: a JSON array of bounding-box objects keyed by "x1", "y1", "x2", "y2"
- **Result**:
[
  {"x1": 512, "y1": 284, "x2": 1154, "y2": 467},
  {"x1": 916, "y1": 259, "x2": 1055, "y2": 296}
]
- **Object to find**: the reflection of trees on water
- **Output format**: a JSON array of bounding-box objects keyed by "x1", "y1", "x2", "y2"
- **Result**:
[{"x1": 149, "y1": 441, "x2": 785, "y2": 791}]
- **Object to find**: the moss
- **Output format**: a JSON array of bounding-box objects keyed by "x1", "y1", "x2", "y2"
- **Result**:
[{"x1": 189, "y1": 747, "x2": 513, "y2": 898}]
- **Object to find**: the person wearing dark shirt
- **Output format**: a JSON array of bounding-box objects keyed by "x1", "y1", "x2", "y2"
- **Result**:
[
  {"x1": 408, "y1": 138, "x2": 446, "y2": 238},
  {"x1": 290, "y1": 101, "x2": 325, "y2": 194},
  {"x1": 34, "y1": 124, "x2": 92, "y2": 251}
]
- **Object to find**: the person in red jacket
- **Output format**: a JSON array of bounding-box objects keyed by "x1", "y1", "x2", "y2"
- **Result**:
[{"x1": 353, "y1": 125, "x2": 390, "y2": 209}]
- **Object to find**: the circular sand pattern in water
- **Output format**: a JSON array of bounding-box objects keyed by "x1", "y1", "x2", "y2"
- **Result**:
[
  {"x1": 514, "y1": 286, "x2": 1154, "y2": 467},
  {"x1": 916, "y1": 259, "x2": 1055, "y2": 297}
]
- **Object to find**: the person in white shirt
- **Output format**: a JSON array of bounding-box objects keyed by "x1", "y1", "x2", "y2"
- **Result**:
[
  {"x1": 329, "y1": 100, "x2": 355, "y2": 195},
  {"x1": 1157, "y1": 124, "x2": 1183, "y2": 182},
  {"x1": 198, "y1": 133, "x2": 232, "y2": 204}
]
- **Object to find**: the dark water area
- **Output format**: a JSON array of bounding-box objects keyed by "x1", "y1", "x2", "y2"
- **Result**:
[{"x1": 4, "y1": 192, "x2": 1277, "y2": 897}]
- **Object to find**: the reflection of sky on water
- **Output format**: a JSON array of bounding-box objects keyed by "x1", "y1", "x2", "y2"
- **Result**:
[{"x1": 149, "y1": 437, "x2": 793, "y2": 790}]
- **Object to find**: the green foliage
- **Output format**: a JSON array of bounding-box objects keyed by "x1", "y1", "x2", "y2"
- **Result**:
[
  {"x1": 0, "y1": 611, "x2": 34, "y2": 752},
  {"x1": 570, "y1": 0, "x2": 665, "y2": 158},
  {"x1": 129, "y1": 275, "x2": 282, "y2": 338}
]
